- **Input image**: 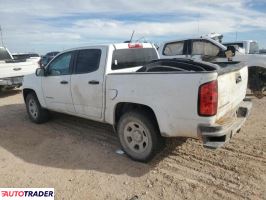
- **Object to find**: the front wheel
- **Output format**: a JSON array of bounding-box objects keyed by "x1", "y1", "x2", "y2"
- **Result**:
[
  {"x1": 26, "y1": 93, "x2": 50, "y2": 123},
  {"x1": 117, "y1": 110, "x2": 163, "y2": 162}
]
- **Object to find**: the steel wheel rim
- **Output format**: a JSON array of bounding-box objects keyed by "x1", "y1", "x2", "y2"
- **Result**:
[
  {"x1": 123, "y1": 121, "x2": 149, "y2": 153},
  {"x1": 262, "y1": 87, "x2": 266, "y2": 96},
  {"x1": 28, "y1": 99, "x2": 38, "y2": 119}
]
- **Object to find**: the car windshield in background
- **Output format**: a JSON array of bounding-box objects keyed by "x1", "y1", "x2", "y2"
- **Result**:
[
  {"x1": 223, "y1": 43, "x2": 244, "y2": 48},
  {"x1": 112, "y1": 48, "x2": 158, "y2": 70},
  {"x1": 0, "y1": 48, "x2": 12, "y2": 61},
  {"x1": 13, "y1": 53, "x2": 39, "y2": 60},
  {"x1": 46, "y1": 52, "x2": 60, "y2": 57}
]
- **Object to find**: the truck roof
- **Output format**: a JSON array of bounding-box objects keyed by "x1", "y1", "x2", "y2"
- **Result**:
[{"x1": 61, "y1": 43, "x2": 155, "y2": 53}]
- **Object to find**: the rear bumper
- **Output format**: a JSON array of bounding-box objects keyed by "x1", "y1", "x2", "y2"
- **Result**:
[
  {"x1": 0, "y1": 76, "x2": 23, "y2": 86},
  {"x1": 199, "y1": 99, "x2": 252, "y2": 149}
]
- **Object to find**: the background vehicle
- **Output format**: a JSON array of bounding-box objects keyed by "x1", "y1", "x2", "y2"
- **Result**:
[
  {"x1": 23, "y1": 43, "x2": 251, "y2": 162},
  {"x1": 40, "y1": 51, "x2": 60, "y2": 67},
  {"x1": 159, "y1": 37, "x2": 266, "y2": 98},
  {"x1": 12, "y1": 53, "x2": 40, "y2": 60},
  {"x1": 0, "y1": 47, "x2": 40, "y2": 91},
  {"x1": 223, "y1": 40, "x2": 259, "y2": 54},
  {"x1": 260, "y1": 49, "x2": 266, "y2": 54}
]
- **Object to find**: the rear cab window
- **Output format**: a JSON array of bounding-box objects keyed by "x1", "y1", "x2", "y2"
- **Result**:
[{"x1": 111, "y1": 46, "x2": 158, "y2": 70}]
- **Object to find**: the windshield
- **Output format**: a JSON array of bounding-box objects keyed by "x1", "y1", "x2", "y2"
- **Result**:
[
  {"x1": 0, "y1": 48, "x2": 12, "y2": 61},
  {"x1": 112, "y1": 48, "x2": 158, "y2": 70}
]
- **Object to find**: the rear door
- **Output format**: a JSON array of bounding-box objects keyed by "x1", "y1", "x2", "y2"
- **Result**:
[
  {"x1": 70, "y1": 47, "x2": 107, "y2": 120},
  {"x1": 42, "y1": 51, "x2": 75, "y2": 113}
]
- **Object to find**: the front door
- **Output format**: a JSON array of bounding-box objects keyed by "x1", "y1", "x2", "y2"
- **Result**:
[{"x1": 42, "y1": 51, "x2": 75, "y2": 113}]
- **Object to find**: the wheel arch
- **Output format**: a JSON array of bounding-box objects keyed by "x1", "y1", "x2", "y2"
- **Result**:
[
  {"x1": 113, "y1": 102, "x2": 161, "y2": 134},
  {"x1": 23, "y1": 88, "x2": 37, "y2": 102},
  {"x1": 22, "y1": 88, "x2": 46, "y2": 107}
]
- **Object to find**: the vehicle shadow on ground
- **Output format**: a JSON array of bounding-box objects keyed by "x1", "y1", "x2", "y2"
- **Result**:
[
  {"x1": 0, "y1": 104, "x2": 187, "y2": 177},
  {"x1": 0, "y1": 89, "x2": 21, "y2": 98}
]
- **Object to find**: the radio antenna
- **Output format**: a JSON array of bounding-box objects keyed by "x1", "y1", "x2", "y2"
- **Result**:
[
  {"x1": 130, "y1": 30, "x2": 135, "y2": 43},
  {"x1": 0, "y1": 25, "x2": 4, "y2": 47},
  {"x1": 197, "y1": 13, "x2": 200, "y2": 36}
]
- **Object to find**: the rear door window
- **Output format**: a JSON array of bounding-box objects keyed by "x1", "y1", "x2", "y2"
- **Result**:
[
  {"x1": 192, "y1": 41, "x2": 220, "y2": 57},
  {"x1": 75, "y1": 49, "x2": 101, "y2": 74},
  {"x1": 112, "y1": 48, "x2": 158, "y2": 70},
  {"x1": 163, "y1": 42, "x2": 184, "y2": 56}
]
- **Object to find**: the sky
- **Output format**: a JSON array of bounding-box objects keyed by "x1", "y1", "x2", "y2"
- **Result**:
[{"x1": 0, "y1": 0, "x2": 266, "y2": 54}]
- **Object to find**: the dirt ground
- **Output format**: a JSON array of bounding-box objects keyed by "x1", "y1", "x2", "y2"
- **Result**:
[{"x1": 0, "y1": 90, "x2": 265, "y2": 200}]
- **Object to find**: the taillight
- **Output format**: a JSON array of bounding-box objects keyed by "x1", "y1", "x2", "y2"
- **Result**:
[
  {"x1": 198, "y1": 80, "x2": 218, "y2": 116},
  {"x1": 128, "y1": 43, "x2": 143, "y2": 48}
]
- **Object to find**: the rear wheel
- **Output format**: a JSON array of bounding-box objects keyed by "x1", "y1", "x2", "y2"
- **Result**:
[
  {"x1": 26, "y1": 93, "x2": 50, "y2": 123},
  {"x1": 117, "y1": 110, "x2": 163, "y2": 162}
]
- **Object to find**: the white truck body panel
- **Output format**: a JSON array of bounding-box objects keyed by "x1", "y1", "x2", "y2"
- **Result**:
[
  {"x1": 0, "y1": 47, "x2": 40, "y2": 87},
  {"x1": 0, "y1": 60, "x2": 39, "y2": 79}
]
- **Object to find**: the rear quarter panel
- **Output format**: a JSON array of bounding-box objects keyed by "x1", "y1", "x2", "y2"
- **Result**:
[{"x1": 105, "y1": 72, "x2": 218, "y2": 138}]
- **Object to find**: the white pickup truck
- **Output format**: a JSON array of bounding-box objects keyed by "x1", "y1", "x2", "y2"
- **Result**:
[
  {"x1": 22, "y1": 43, "x2": 251, "y2": 162},
  {"x1": 159, "y1": 37, "x2": 266, "y2": 98},
  {"x1": 0, "y1": 47, "x2": 40, "y2": 91}
]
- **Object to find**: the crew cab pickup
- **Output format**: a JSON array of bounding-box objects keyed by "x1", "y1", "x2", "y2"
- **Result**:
[
  {"x1": 22, "y1": 43, "x2": 252, "y2": 162},
  {"x1": 159, "y1": 37, "x2": 266, "y2": 98},
  {"x1": 0, "y1": 47, "x2": 40, "y2": 91}
]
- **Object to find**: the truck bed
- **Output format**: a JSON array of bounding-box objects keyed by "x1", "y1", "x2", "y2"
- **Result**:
[{"x1": 105, "y1": 59, "x2": 248, "y2": 139}]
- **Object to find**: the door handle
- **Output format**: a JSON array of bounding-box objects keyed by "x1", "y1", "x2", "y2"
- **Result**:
[
  {"x1": 60, "y1": 80, "x2": 68, "y2": 84},
  {"x1": 13, "y1": 67, "x2": 22, "y2": 71},
  {"x1": 88, "y1": 80, "x2": 99, "y2": 85},
  {"x1": 236, "y1": 75, "x2": 242, "y2": 84}
]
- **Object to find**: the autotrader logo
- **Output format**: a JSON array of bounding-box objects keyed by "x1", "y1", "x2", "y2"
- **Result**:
[{"x1": 0, "y1": 188, "x2": 54, "y2": 200}]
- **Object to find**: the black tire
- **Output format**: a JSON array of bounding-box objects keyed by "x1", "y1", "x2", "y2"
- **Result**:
[
  {"x1": 117, "y1": 110, "x2": 163, "y2": 162},
  {"x1": 25, "y1": 93, "x2": 50, "y2": 124}
]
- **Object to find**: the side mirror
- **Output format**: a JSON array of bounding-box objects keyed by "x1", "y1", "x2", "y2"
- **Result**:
[
  {"x1": 35, "y1": 68, "x2": 45, "y2": 76},
  {"x1": 225, "y1": 46, "x2": 236, "y2": 57}
]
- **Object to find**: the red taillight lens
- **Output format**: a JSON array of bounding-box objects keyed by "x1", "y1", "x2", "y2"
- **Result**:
[
  {"x1": 198, "y1": 80, "x2": 218, "y2": 116},
  {"x1": 128, "y1": 43, "x2": 143, "y2": 48}
]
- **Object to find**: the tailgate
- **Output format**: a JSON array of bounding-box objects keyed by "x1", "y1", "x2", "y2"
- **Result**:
[
  {"x1": 0, "y1": 60, "x2": 39, "y2": 79},
  {"x1": 216, "y1": 65, "x2": 248, "y2": 120}
]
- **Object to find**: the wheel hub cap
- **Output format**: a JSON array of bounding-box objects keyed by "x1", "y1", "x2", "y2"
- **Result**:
[{"x1": 132, "y1": 131, "x2": 143, "y2": 142}]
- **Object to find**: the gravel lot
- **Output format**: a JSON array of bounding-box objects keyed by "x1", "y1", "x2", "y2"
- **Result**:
[{"x1": 0, "y1": 90, "x2": 265, "y2": 200}]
